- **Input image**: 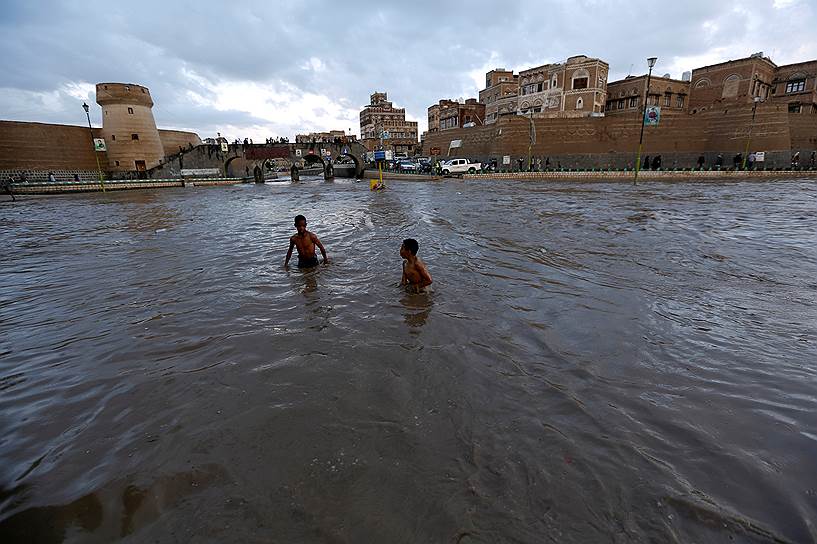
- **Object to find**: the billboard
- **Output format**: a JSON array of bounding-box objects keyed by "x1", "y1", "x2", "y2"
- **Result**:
[{"x1": 93, "y1": 138, "x2": 106, "y2": 152}]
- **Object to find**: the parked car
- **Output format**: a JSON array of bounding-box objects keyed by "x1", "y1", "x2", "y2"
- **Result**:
[
  {"x1": 418, "y1": 158, "x2": 433, "y2": 173},
  {"x1": 398, "y1": 160, "x2": 419, "y2": 172},
  {"x1": 440, "y1": 158, "x2": 481, "y2": 175}
]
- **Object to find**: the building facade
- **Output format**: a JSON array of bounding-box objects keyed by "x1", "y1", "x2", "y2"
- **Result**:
[
  {"x1": 606, "y1": 75, "x2": 691, "y2": 115},
  {"x1": 517, "y1": 55, "x2": 609, "y2": 117},
  {"x1": 295, "y1": 130, "x2": 356, "y2": 144},
  {"x1": 479, "y1": 69, "x2": 520, "y2": 124},
  {"x1": 359, "y1": 92, "x2": 419, "y2": 155},
  {"x1": 430, "y1": 99, "x2": 486, "y2": 131}
]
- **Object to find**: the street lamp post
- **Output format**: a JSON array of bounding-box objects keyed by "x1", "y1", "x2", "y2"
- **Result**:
[
  {"x1": 634, "y1": 56, "x2": 658, "y2": 185},
  {"x1": 82, "y1": 102, "x2": 105, "y2": 192},
  {"x1": 742, "y1": 96, "x2": 763, "y2": 170},
  {"x1": 527, "y1": 108, "x2": 536, "y2": 172}
]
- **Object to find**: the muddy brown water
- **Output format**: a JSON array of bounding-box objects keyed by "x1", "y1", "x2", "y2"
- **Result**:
[{"x1": 1, "y1": 178, "x2": 816, "y2": 543}]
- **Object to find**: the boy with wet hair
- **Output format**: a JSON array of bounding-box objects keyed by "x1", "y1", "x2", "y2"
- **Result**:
[
  {"x1": 285, "y1": 214, "x2": 328, "y2": 268},
  {"x1": 400, "y1": 238, "x2": 433, "y2": 292}
]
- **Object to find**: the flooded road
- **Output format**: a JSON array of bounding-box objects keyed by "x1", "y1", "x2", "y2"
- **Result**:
[{"x1": 1, "y1": 178, "x2": 816, "y2": 543}]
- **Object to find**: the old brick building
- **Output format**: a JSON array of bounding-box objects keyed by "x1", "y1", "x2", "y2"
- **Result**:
[
  {"x1": 423, "y1": 52, "x2": 817, "y2": 171},
  {"x1": 295, "y1": 130, "x2": 355, "y2": 144},
  {"x1": 479, "y1": 69, "x2": 520, "y2": 124},
  {"x1": 431, "y1": 99, "x2": 486, "y2": 131},
  {"x1": 517, "y1": 55, "x2": 609, "y2": 117},
  {"x1": 606, "y1": 75, "x2": 691, "y2": 115},
  {"x1": 359, "y1": 92, "x2": 418, "y2": 155}
]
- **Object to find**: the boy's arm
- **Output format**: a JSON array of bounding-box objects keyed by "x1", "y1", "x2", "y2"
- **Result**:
[
  {"x1": 284, "y1": 238, "x2": 294, "y2": 266},
  {"x1": 312, "y1": 233, "x2": 328, "y2": 263},
  {"x1": 417, "y1": 262, "x2": 433, "y2": 288},
  {"x1": 400, "y1": 261, "x2": 407, "y2": 285}
]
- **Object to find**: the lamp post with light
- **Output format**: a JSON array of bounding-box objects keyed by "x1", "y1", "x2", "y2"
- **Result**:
[
  {"x1": 634, "y1": 56, "x2": 658, "y2": 184},
  {"x1": 742, "y1": 96, "x2": 763, "y2": 170},
  {"x1": 82, "y1": 102, "x2": 105, "y2": 192}
]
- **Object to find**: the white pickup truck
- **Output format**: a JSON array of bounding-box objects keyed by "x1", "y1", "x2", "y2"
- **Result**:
[{"x1": 440, "y1": 158, "x2": 481, "y2": 175}]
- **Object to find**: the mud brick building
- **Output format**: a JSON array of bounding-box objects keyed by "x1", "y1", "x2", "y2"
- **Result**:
[
  {"x1": 606, "y1": 75, "x2": 691, "y2": 115},
  {"x1": 359, "y1": 92, "x2": 418, "y2": 155},
  {"x1": 421, "y1": 53, "x2": 817, "y2": 169},
  {"x1": 480, "y1": 69, "x2": 520, "y2": 124}
]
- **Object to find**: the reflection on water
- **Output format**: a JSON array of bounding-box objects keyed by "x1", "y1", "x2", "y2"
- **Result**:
[
  {"x1": 400, "y1": 291, "x2": 433, "y2": 329},
  {"x1": 1, "y1": 179, "x2": 816, "y2": 543}
]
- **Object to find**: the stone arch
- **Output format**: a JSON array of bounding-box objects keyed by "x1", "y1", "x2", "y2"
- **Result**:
[
  {"x1": 695, "y1": 78, "x2": 711, "y2": 89},
  {"x1": 724, "y1": 74, "x2": 741, "y2": 83},
  {"x1": 336, "y1": 153, "x2": 361, "y2": 177},
  {"x1": 302, "y1": 154, "x2": 326, "y2": 169},
  {"x1": 521, "y1": 77, "x2": 529, "y2": 85},
  {"x1": 533, "y1": 98, "x2": 543, "y2": 107},
  {"x1": 520, "y1": 101, "x2": 530, "y2": 110},
  {"x1": 788, "y1": 72, "x2": 807, "y2": 81}
]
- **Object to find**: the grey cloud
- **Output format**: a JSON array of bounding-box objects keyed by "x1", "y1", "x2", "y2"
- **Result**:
[{"x1": 1, "y1": 0, "x2": 814, "y2": 138}]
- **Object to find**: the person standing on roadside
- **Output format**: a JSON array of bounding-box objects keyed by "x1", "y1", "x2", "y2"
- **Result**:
[{"x1": 2, "y1": 176, "x2": 15, "y2": 201}]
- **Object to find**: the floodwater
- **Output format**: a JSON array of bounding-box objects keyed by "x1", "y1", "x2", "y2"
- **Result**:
[{"x1": 1, "y1": 177, "x2": 816, "y2": 543}]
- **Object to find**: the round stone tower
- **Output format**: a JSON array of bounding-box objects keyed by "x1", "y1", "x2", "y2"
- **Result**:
[{"x1": 96, "y1": 83, "x2": 164, "y2": 173}]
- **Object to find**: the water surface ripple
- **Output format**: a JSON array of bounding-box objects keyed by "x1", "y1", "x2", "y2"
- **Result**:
[{"x1": 1, "y1": 179, "x2": 816, "y2": 543}]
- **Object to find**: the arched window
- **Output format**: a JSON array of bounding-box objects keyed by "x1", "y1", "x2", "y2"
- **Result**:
[
  {"x1": 576, "y1": 97, "x2": 584, "y2": 110},
  {"x1": 695, "y1": 78, "x2": 711, "y2": 89}
]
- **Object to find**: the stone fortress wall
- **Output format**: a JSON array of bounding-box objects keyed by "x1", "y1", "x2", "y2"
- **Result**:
[
  {"x1": 423, "y1": 101, "x2": 815, "y2": 170},
  {"x1": 0, "y1": 121, "x2": 200, "y2": 176}
]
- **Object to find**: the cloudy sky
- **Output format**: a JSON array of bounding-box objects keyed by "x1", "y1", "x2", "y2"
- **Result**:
[{"x1": 1, "y1": 0, "x2": 815, "y2": 140}]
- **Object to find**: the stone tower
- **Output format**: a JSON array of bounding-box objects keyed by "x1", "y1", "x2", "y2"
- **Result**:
[{"x1": 96, "y1": 83, "x2": 164, "y2": 173}]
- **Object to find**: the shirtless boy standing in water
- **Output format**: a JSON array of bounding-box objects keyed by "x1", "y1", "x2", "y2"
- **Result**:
[
  {"x1": 400, "y1": 238, "x2": 433, "y2": 292},
  {"x1": 285, "y1": 215, "x2": 328, "y2": 268}
]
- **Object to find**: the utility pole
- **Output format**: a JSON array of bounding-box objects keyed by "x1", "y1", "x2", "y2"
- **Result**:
[{"x1": 634, "y1": 57, "x2": 658, "y2": 185}]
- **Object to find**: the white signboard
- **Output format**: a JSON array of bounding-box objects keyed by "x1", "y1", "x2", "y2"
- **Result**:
[
  {"x1": 93, "y1": 138, "x2": 107, "y2": 152},
  {"x1": 754, "y1": 151, "x2": 765, "y2": 162},
  {"x1": 181, "y1": 168, "x2": 220, "y2": 177},
  {"x1": 449, "y1": 139, "x2": 462, "y2": 149},
  {"x1": 503, "y1": 155, "x2": 511, "y2": 165},
  {"x1": 295, "y1": 149, "x2": 303, "y2": 157},
  {"x1": 385, "y1": 150, "x2": 393, "y2": 160},
  {"x1": 220, "y1": 142, "x2": 228, "y2": 153}
]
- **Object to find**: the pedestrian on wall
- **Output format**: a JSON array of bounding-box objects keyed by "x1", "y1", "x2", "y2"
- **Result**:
[
  {"x1": 748, "y1": 152, "x2": 756, "y2": 170},
  {"x1": 715, "y1": 154, "x2": 723, "y2": 170},
  {"x1": 810, "y1": 150, "x2": 816, "y2": 168},
  {"x1": 545, "y1": 157, "x2": 551, "y2": 170},
  {"x1": 652, "y1": 155, "x2": 662, "y2": 170},
  {"x1": 733, "y1": 153, "x2": 742, "y2": 170},
  {"x1": 2, "y1": 176, "x2": 15, "y2": 201},
  {"x1": 791, "y1": 151, "x2": 800, "y2": 168},
  {"x1": 73, "y1": 173, "x2": 80, "y2": 182},
  {"x1": 643, "y1": 155, "x2": 651, "y2": 170},
  {"x1": 517, "y1": 157, "x2": 524, "y2": 172},
  {"x1": 48, "y1": 172, "x2": 56, "y2": 183}
]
